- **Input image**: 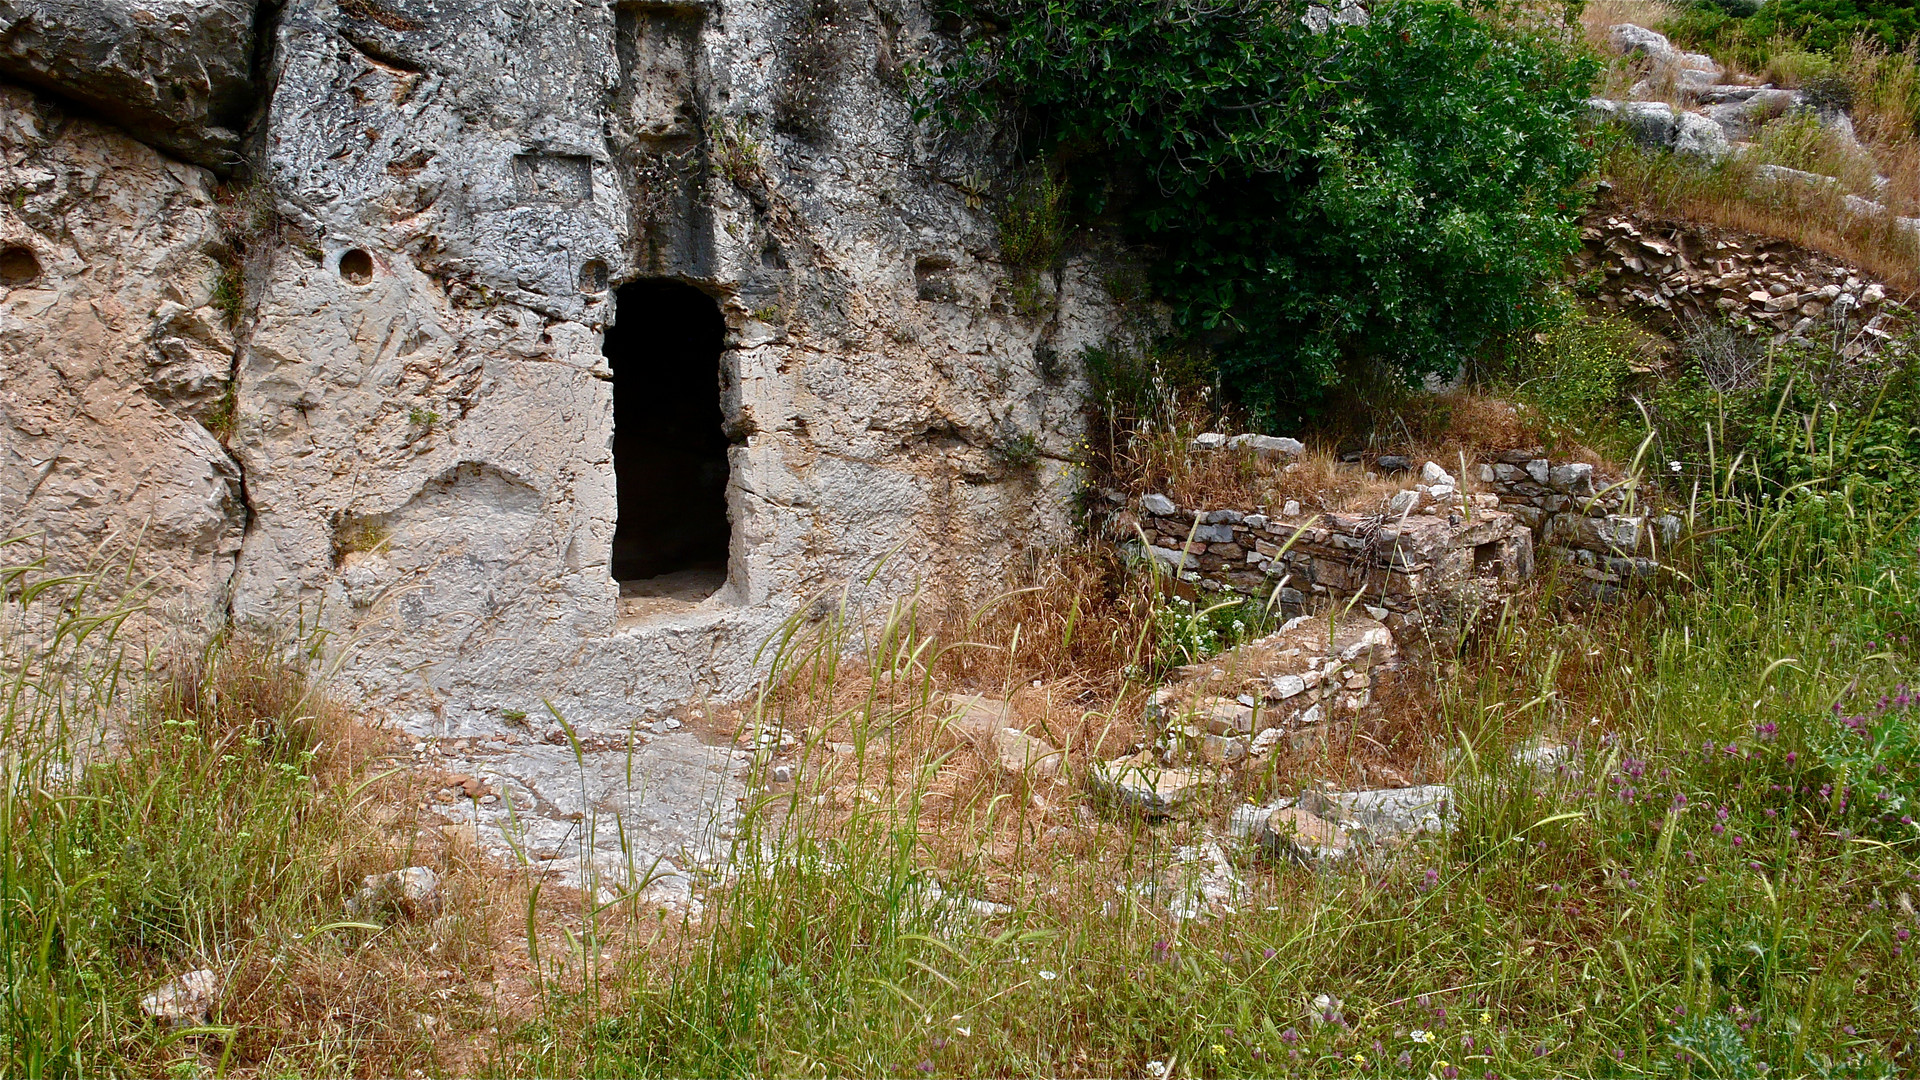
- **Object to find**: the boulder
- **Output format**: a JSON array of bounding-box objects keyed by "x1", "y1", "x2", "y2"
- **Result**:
[
  {"x1": 1616, "y1": 101, "x2": 1678, "y2": 150},
  {"x1": 0, "y1": 1, "x2": 259, "y2": 169},
  {"x1": 1227, "y1": 433, "x2": 1306, "y2": 459},
  {"x1": 1672, "y1": 112, "x2": 1730, "y2": 162},
  {"x1": 1607, "y1": 23, "x2": 1677, "y2": 64},
  {"x1": 1141, "y1": 493, "x2": 1178, "y2": 516}
]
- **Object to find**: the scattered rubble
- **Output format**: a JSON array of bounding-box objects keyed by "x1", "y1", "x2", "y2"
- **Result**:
[
  {"x1": 946, "y1": 694, "x2": 1065, "y2": 782},
  {"x1": 1298, "y1": 784, "x2": 1451, "y2": 843},
  {"x1": 1086, "y1": 752, "x2": 1216, "y2": 818},
  {"x1": 1149, "y1": 613, "x2": 1395, "y2": 764},
  {"x1": 1261, "y1": 803, "x2": 1354, "y2": 863},
  {"x1": 1146, "y1": 841, "x2": 1246, "y2": 920}
]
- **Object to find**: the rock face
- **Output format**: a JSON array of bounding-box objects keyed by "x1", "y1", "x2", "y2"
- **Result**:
[
  {"x1": 2, "y1": 0, "x2": 1119, "y2": 730},
  {"x1": 0, "y1": 1, "x2": 259, "y2": 170},
  {"x1": 0, "y1": 84, "x2": 245, "y2": 636}
]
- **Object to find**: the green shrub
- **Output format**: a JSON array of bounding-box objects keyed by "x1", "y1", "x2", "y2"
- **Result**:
[
  {"x1": 1149, "y1": 593, "x2": 1271, "y2": 674},
  {"x1": 997, "y1": 169, "x2": 1069, "y2": 315},
  {"x1": 1493, "y1": 310, "x2": 1638, "y2": 448},
  {"x1": 1667, "y1": 0, "x2": 1920, "y2": 60},
  {"x1": 1652, "y1": 331, "x2": 1920, "y2": 513},
  {"x1": 915, "y1": 0, "x2": 1599, "y2": 427}
]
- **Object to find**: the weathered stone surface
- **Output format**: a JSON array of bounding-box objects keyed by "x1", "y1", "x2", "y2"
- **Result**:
[
  {"x1": 1260, "y1": 804, "x2": 1351, "y2": 862},
  {"x1": 1298, "y1": 784, "x2": 1452, "y2": 843},
  {"x1": 1153, "y1": 841, "x2": 1243, "y2": 919},
  {"x1": 1226, "y1": 433, "x2": 1305, "y2": 458},
  {"x1": 188, "y1": 0, "x2": 1120, "y2": 728},
  {"x1": 140, "y1": 968, "x2": 219, "y2": 1027},
  {"x1": 0, "y1": 84, "x2": 243, "y2": 636},
  {"x1": 1671, "y1": 111, "x2": 1730, "y2": 162},
  {"x1": 978, "y1": 724, "x2": 1062, "y2": 781},
  {"x1": 432, "y1": 733, "x2": 743, "y2": 909},
  {"x1": 1087, "y1": 752, "x2": 1214, "y2": 817},
  {"x1": 347, "y1": 865, "x2": 442, "y2": 920},
  {"x1": 1615, "y1": 101, "x2": 1677, "y2": 149},
  {"x1": 0, "y1": 1, "x2": 258, "y2": 169}
]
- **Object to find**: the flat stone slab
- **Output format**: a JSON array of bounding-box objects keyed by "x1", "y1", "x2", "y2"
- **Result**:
[
  {"x1": 1298, "y1": 784, "x2": 1452, "y2": 843},
  {"x1": 429, "y1": 733, "x2": 746, "y2": 912},
  {"x1": 1087, "y1": 752, "x2": 1215, "y2": 818},
  {"x1": 1260, "y1": 804, "x2": 1352, "y2": 862}
]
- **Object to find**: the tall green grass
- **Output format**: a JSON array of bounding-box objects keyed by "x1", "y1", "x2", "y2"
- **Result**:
[
  {"x1": 0, "y1": 542, "x2": 455, "y2": 1078},
  {"x1": 501, "y1": 417, "x2": 1920, "y2": 1076}
]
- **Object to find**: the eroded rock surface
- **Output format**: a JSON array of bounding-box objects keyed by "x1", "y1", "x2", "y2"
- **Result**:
[
  {"x1": 0, "y1": 1, "x2": 259, "y2": 169},
  {"x1": 0, "y1": 85, "x2": 243, "y2": 636},
  {"x1": 427, "y1": 733, "x2": 744, "y2": 910}
]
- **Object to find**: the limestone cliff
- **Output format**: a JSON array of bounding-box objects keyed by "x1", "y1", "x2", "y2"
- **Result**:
[{"x1": 1, "y1": 0, "x2": 1117, "y2": 734}]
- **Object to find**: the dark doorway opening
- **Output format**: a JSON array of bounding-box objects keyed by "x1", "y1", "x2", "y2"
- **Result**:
[{"x1": 606, "y1": 280, "x2": 730, "y2": 599}]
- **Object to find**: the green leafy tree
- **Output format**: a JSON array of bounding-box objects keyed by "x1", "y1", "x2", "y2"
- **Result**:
[{"x1": 916, "y1": 0, "x2": 1599, "y2": 425}]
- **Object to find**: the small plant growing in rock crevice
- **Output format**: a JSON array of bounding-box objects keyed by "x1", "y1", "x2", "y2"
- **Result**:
[
  {"x1": 997, "y1": 168, "x2": 1068, "y2": 317},
  {"x1": 991, "y1": 430, "x2": 1044, "y2": 472},
  {"x1": 202, "y1": 378, "x2": 238, "y2": 444},
  {"x1": 331, "y1": 519, "x2": 389, "y2": 565},
  {"x1": 773, "y1": 0, "x2": 853, "y2": 143},
  {"x1": 711, "y1": 117, "x2": 769, "y2": 191}
]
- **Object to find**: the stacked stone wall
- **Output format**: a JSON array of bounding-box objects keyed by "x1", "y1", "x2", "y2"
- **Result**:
[
  {"x1": 1125, "y1": 483, "x2": 1534, "y2": 635},
  {"x1": 1476, "y1": 452, "x2": 1683, "y2": 597}
]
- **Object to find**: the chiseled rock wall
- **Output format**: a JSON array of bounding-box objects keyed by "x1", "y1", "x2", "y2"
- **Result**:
[
  {"x1": 1, "y1": 0, "x2": 1116, "y2": 733},
  {"x1": 0, "y1": 85, "x2": 244, "y2": 637}
]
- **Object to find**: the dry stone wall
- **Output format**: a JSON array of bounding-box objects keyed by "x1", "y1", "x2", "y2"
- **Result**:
[
  {"x1": 1476, "y1": 451, "x2": 1681, "y2": 598},
  {"x1": 1, "y1": 0, "x2": 1122, "y2": 734},
  {"x1": 1577, "y1": 213, "x2": 1907, "y2": 352},
  {"x1": 1125, "y1": 479, "x2": 1534, "y2": 636}
]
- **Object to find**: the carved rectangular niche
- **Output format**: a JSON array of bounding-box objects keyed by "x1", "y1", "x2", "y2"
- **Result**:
[
  {"x1": 512, "y1": 153, "x2": 593, "y2": 204},
  {"x1": 612, "y1": 2, "x2": 713, "y2": 276}
]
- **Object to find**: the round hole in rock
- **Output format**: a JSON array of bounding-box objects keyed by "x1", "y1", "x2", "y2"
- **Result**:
[
  {"x1": 0, "y1": 246, "x2": 41, "y2": 286},
  {"x1": 579, "y1": 259, "x2": 609, "y2": 293},
  {"x1": 338, "y1": 248, "x2": 374, "y2": 285}
]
